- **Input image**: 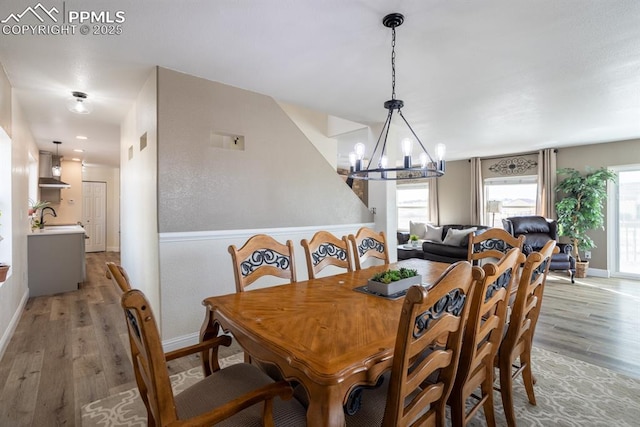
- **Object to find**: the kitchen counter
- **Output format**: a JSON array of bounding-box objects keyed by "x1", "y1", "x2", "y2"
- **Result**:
[
  {"x1": 30, "y1": 224, "x2": 86, "y2": 235},
  {"x1": 27, "y1": 226, "x2": 86, "y2": 296}
]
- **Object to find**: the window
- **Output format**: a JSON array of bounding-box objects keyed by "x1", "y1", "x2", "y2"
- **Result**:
[
  {"x1": 397, "y1": 183, "x2": 429, "y2": 230},
  {"x1": 484, "y1": 176, "x2": 537, "y2": 227}
]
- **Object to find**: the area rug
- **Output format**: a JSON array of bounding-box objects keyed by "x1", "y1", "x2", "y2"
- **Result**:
[{"x1": 82, "y1": 348, "x2": 640, "y2": 427}]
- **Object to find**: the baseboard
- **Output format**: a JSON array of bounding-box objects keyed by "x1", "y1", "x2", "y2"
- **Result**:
[
  {"x1": 0, "y1": 288, "x2": 29, "y2": 361},
  {"x1": 162, "y1": 332, "x2": 199, "y2": 352},
  {"x1": 162, "y1": 331, "x2": 234, "y2": 352},
  {"x1": 586, "y1": 267, "x2": 609, "y2": 278},
  {"x1": 106, "y1": 246, "x2": 120, "y2": 252}
]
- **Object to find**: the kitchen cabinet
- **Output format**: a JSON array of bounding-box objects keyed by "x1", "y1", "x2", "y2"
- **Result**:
[{"x1": 27, "y1": 226, "x2": 86, "y2": 296}]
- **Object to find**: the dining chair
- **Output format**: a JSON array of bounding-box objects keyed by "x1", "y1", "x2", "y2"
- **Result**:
[
  {"x1": 120, "y1": 288, "x2": 307, "y2": 426},
  {"x1": 301, "y1": 230, "x2": 352, "y2": 279},
  {"x1": 228, "y1": 234, "x2": 297, "y2": 293},
  {"x1": 496, "y1": 240, "x2": 556, "y2": 427},
  {"x1": 348, "y1": 227, "x2": 390, "y2": 270},
  {"x1": 467, "y1": 228, "x2": 525, "y2": 266},
  {"x1": 105, "y1": 261, "x2": 132, "y2": 292},
  {"x1": 345, "y1": 261, "x2": 483, "y2": 427},
  {"x1": 449, "y1": 247, "x2": 522, "y2": 427}
]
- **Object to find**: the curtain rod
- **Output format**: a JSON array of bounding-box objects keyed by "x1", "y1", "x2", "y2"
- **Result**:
[{"x1": 468, "y1": 148, "x2": 557, "y2": 162}]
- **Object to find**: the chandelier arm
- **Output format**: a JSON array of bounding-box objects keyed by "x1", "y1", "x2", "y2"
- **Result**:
[
  {"x1": 366, "y1": 108, "x2": 394, "y2": 170},
  {"x1": 397, "y1": 109, "x2": 436, "y2": 163}
]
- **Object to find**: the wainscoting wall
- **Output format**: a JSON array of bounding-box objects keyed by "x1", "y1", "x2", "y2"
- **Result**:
[{"x1": 158, "y1": 222, "x2": 375, "y2": 350}]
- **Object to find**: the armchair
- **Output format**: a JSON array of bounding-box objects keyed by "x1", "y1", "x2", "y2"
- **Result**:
[{"x1": 502, "y1": 216, "x2": 576, "y2": 283}]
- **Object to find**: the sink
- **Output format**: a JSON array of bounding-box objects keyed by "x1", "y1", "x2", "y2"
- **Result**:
[{"x1": 34, "y1": 225, "x2": 85, "y2": 234}]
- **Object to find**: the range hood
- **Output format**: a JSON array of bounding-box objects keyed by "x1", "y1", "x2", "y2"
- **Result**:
[{"x1": 39, "y1": 151, "x2": 70, "y2": 188}]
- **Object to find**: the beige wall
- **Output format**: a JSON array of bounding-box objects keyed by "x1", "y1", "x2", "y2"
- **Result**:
[
  {"x1": 0, "y1": 69, "x2": 40, "y2": 359},
  {"x1": 278, "y1": 101, "x2": 338, "y2": 169},
  {"x1": 438, "y1": 139, "x2": 640, "y2": 271},
  {"x1": 83, "y1": 166, "x2": 121, "y2": 252},
  {"x1": 156, "y1": 67, "x2": 371, "y2": 233},
  {"x1": 438, "y1": 159, "x2": 473, "y2": 225},
  {"x1": 556, "y1": 139, "x2": 640, "y2": 270},
  {"x1": 120, "y1": 68, "x2": 160, "y2": 311}
]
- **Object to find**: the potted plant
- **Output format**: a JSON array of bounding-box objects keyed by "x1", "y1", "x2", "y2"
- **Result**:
[
  {"x1": 368, "y1": 267, "x2": 421, "y2": 296},
  {"x1": 555, "y1": 167, "x2": 616, "y2": 278},
  {"x1": 29, "y1": 199, "x2": 50, "y2": 230},
  {"x1": 409, "y1": 234, "x2": 420, "y2": 247}
]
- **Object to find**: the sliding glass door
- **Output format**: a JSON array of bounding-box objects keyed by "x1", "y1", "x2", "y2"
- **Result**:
[{"x1": 608, "y1": 165, "x2": 640, "y2": 279}]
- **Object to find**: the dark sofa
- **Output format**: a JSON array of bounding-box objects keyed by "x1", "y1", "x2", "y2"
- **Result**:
[
  {"x1": 398, "y1": 224, "x2": 489, "y2": 263},
  {"x1": 502, "y1": 216, "x2": 576, "y2": 283}
]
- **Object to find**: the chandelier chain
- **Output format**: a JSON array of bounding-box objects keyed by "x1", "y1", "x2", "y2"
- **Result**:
[{"x1": 391, "y1": 26, "x2": 396, "y2": 100}]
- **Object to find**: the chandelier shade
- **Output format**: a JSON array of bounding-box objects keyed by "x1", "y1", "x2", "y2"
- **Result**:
[{"x1": 348, "y1": 13, "x2": 445, "y2": 181}]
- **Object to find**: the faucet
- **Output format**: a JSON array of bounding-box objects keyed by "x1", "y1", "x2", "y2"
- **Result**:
[{"x1": 40, "y1": 206, "x2": 57, "y2": 227}]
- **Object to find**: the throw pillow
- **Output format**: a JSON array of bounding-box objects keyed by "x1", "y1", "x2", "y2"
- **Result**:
[
  {"x1": 409, "y1": 221, "x2": 428, "y2": 239},
  {"x1": 443, "y1": 227, "x2": 477, "y2": 246},
  {"x1": 424, "y1": 224, "x2": 443, "y2": 242}
]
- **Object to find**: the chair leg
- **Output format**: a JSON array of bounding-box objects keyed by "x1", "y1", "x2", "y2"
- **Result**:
[
  {"x1": 448, "y1": 391, "x2": 466, "y2": 427},
  {"x1": 521, "y1": 347, "x2": 537, "y2": 405},
  {"x1": 570, "y1": 269, "x2": 575, "y2": 283},
  {"x1": 481, "y1": 377, "x2": 497, "y2": 427},
  {"x1": 499, "y1": 359, "x2": 517, "y2": 427}
]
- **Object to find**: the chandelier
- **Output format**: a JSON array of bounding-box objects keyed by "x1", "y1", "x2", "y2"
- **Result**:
[{"x1": 349, "y1": 13, "x2": 445, "y2": 181}]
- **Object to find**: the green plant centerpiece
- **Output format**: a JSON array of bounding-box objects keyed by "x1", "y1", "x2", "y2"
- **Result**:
[
  {"x1": 409, "y1": 234, "x2": 420, "y2": 246},
  {"x1": 555, "y1": 167, "x2": 616, "y2": 265},
  {"x1": 368, "y1": 267, "x2": 421, "y2": 296}
]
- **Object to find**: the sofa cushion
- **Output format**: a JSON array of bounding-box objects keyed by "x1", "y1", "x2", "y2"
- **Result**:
[
  {"x1": 424, "y1": 224, "x2": 443, "y2": 242},
  {"x1": 524, "y1": 233, "x2": 553, "y2": 250},
  {"x1": 409, "y1": 221, "x2": 428, "y2": 239},
  {"x1": 443, "y1": 227, "x2": 477, "y2": 246},
  {"x1": 423, "y1": 241, "x2": 468, "y2": 258},
  {"x1": 510, "y1": 216, "x2": 551, "y2": 235}
]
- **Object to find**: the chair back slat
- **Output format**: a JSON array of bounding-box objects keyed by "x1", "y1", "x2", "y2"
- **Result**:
[
  {"x1": 467, "y1": 228, "x2": 525, "y2": 266},
  {"x1": 228, "y1": 234, "x2": 297, "y2": 292},
  {"x1": 348, "y1": 227, "x2": 390, "y2": 270},
  {"x1": 301, "y1": 230, "x2": 353, "y2": 279}
]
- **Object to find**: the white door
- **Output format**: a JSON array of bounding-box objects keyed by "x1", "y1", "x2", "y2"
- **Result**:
[
  {"x1": 608, "y1": 166, "x2": 640, "y2": 279},
  {"x1": 83, "y1": 181, "x2": 107, "y2": 252}
]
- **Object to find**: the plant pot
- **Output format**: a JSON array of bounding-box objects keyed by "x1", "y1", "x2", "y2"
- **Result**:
[
  {"x1": 368, "y1": 274, "x2": 423, "y2": 296},
  {"x1": 575, "y1": 261, "x2": 588, "y2": 279},
  {"x1": 0, "y1": 265, "x2": 10, "y2": 282}
]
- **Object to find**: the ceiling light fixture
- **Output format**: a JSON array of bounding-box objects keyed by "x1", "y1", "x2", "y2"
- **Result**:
[
  {"x1": 76, "y1": 135, "x2": 88, "y2": 140},
  {"x1": 67, "y1": 91, "x2": 92, "y2": 114},
  {"x1": 349, "y1": 13, "x2": 445, "y2": 181},
  {"x1": 52, "y1": 140, "x2": 63, "y2": 177}
]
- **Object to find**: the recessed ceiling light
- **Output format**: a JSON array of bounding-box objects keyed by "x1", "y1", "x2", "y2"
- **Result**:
[
  {"x1": 73, "y1": 149, "x2": 84, "y2": 153},
  {"x1": 72, "y1": 158, "x2": 82, "y2": 162},
  {"x1": 76, "y1": 135, "x2": 88, "y2": 140}
]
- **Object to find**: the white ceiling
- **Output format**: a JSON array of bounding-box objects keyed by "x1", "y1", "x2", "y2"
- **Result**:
[{"x1": 1, "y1": 0, "x2": 639, "y2": 168}]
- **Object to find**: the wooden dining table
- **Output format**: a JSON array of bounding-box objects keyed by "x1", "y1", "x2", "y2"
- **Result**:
[{"x1": 200, "y1": 258, "x2": 451, "y2": 427}]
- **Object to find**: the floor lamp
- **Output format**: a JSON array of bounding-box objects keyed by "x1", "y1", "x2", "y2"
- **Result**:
[{"x1": 487, "y1": 200, "x2": 502, "y2": 227}]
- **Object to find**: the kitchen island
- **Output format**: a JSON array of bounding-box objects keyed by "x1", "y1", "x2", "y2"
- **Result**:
[{"x1": 27, "y1": 225, "x2": 86, "y2": 296}]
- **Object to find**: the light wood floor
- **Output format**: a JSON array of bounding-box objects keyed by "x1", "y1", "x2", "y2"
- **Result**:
[{"x1": 0, "y1": 252, "x2": 638, "y2": 426}]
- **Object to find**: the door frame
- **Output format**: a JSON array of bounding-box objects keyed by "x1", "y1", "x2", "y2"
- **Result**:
[{"x1": 607, "y1": 164, "x2": 640, "y2": 280}]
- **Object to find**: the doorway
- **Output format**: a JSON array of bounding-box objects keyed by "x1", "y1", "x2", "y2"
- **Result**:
[
  {"x1": 608, "y1": 165, "x2": 640, "y2": 279},
  {"x1": 83, "y1": 181, "x2": 107, "y2": 252}
]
